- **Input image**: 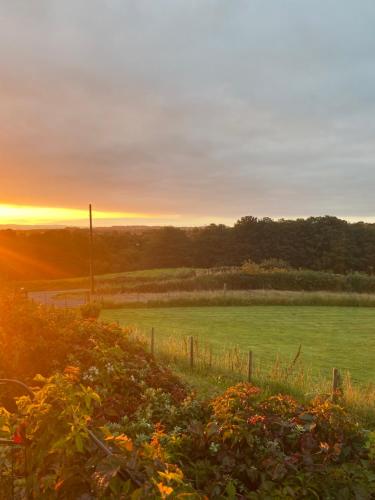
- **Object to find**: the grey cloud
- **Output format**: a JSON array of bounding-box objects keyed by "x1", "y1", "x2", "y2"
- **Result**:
[{"x1": 0, "y1": 0, "x2": 375, "y2": 222}]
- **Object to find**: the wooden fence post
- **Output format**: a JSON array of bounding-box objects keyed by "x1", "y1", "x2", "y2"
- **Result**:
[
  {"x1": 331, "y1": 368, "x2": 340, "y2": 402},
  {"x1": 189, "y1": 336, "x2": 194, "y2": 369},
  {"x1": 247, "y1": 350, "x2": 253, "y2": 382},
  {"x1": 151, "y1": 327, "x2": 155, "y2": 356}
]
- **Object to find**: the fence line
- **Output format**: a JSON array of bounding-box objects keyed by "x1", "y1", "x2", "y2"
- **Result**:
[{"x1": 131, "y1": 327, "x2": 349, "y2": 400}]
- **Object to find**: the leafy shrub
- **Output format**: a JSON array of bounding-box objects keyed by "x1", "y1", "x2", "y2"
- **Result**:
[
  {"x1": 259, "y1": 258, "x2": 291, "y2": 271},
  {"x1": 80, "y1": 302, "x2": 101, "y2": 319},
  {"x1": 0, "y1": 298, "x2": 374, "y2": 498},
  {"x1": 241, "y1": 259, "x2": 262, "y2": 273},
  {"x1": 163, "y1": 384, "x2": 375, "y2": 498},
  {"x1": 0, "y1": 296, "x2": 186, "y2": 409},
  {"x1": 242, "y1": 258, "x2": 291, "y2": 273},
  {"x1": 0, "y1": 296, "x2": 78, "y2": 379}
]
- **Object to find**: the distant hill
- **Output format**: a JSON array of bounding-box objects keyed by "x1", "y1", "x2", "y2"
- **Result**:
[
  {"x1": 0, "y1": 224, "x2": 195, "y2": 233},
  {"x1": 0, "y1": 224, "x2": 70, "y2": 230}
]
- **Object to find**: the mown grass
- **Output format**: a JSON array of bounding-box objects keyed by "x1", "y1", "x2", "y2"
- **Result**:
[
  {"x1": 16, "y1": 267, "x2": 196, "y2": 291},
  {"x1": 102, "y1": 305, "x2": 375, "y2": 426},
  {"x1": 119, "y1": 325, "x2": 375, "y2": 427},
  {"x1": 102, "y1": 305, "x2": 375, "y2": 384}
]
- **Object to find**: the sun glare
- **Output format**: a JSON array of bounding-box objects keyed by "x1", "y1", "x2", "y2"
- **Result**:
[{"x1": 0, "y1": 204, "x2": 158, "y2": 225}]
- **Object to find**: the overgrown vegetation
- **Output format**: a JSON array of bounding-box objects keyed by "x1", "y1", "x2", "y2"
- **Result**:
[
  {"x1": 100, "y1": 289, "x2": 375, "y2": 309},
  {"x1": 80, "y1": 302, "x2": 102, "y2": 319},
  {"x1": 109, "y1": 268, "x2": 375, "y2": 295},
  {"x1": 33, "y1": 265, "x2": 375, "y2": 299},
  {"x1": 0, "y1": 298, "x2": 375, "y2": 498}
]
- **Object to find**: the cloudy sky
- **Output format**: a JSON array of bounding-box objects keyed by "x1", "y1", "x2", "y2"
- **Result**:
[{"x1": 1, "y1": 0, "x2": 375, "y2": 226}]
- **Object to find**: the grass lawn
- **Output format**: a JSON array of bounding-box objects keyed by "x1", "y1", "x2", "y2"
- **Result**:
[{"x1": 102, "y1": 306, "x2": 375, "y2": 384}]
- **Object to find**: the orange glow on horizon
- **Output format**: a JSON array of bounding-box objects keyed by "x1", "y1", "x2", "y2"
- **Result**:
[
  {"x1": 0, "y1": 204, "x2": 169, "y2": 225},
  {"x1": 0, "y1": 244, "x2": 63, "y2": 278}
]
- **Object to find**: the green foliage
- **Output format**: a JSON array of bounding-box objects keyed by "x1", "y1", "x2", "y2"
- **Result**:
[
  {"x1": 0, "y1": 297, "x2": 191, "y2": 497},
  {"x1": 103, "y1": 289, "x2": 375, "y2": 309},
  {"x1": 80, "y1": 302, "x2": 101, "y2": 319},
  {"x1": 18, "y1": 374, "x2": 101, "y2": 498},
  {"x1": 4, "y1": 214, "x2": 375, "y2": 282},
  {"x1": 6, "y1": 374, "x2": 196, "y2": 499},
  {"x1": 242, "y1": 258, "x2": 291, "y2": 273},
  {"x1": 258, "y1": 258, "x2": 292, "y2": 271},
  {"x1": 0, "y1": 298, "x2": 374, "y2": 498},
  {"x1": 162, "y1": 384, "x2": 375, "y2": 498},
  {"x1": 92, "y1": 268, "x2": 375, "y2": 295},
  {"x1": 0, "y1": 296, "x2": 78, "y2": 379}
]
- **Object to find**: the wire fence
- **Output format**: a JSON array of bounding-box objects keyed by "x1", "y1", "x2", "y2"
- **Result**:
[
  {"x1": 128, "y1": 327, "x2": 375, "y2": 412},
  {"x1": 131, "y1": 328, "x2": 332, "y2": 392}
]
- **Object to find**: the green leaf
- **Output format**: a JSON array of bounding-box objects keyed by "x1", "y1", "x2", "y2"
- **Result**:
[
  {"x1": 75, "y1": 433, "x2": 84, "y2": 453},
  {"x1": 225, "y1": 481, "x2": 237, "y2": 499},
  {"x1": 131, "y1": 489, "x2": 143, "y2": 500}
]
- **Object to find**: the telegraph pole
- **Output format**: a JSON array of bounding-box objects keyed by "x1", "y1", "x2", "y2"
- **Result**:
[{"x1": 89, "y1": 204, "x2": 95, "y2": 296}]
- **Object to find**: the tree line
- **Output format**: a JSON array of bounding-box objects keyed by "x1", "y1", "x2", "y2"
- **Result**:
[{"x1": 1, "y1": 215, "x2": 375, "y2": 280}]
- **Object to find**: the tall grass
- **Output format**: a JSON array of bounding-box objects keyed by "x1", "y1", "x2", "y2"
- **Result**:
[
  {"x1": 102, "y1": 289, "x2": 375, "y2": 308},
  {"x1": 98, "y1": 268, "x2": 375, "y2": 295},
  {"x1": 19, "y1": 266, "x2": 375, "y2": 297},
  {"x1": 130, "y1": 327, "x2": 375, "y2": 427}
]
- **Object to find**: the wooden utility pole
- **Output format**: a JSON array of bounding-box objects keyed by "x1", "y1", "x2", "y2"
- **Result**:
[{"x1": 89, "y1": 204, "x2": 95, "y2": 296}]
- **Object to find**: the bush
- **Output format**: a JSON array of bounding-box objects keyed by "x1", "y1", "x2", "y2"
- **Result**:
[
  {"x1": 0, "y1": 296, "x2": 186, "y2": 406},
  {"x1": 163, "y1": 384, "x2": 375, "y2": 498},
  {"x1": 80, "y1": 302, "x2": 102, "y2": 319},
  {"x1": 242, "y1": 258, "x2": 291, "y2": 273},
  {"x1": 0, "y1": 297, "x2": 191, "y2": 497}
]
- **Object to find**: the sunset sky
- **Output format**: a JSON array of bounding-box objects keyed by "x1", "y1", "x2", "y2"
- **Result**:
[{"x1": 1, "y1": 1, "x2": 375, "y2": 226}]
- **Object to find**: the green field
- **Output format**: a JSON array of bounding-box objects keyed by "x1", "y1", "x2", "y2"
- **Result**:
[
  {"x1": 18, "y1": 267, "x2": 196, "y2": 291},
  {"x1": 102, "y1": 306, "x2": 375, "y2": 384}
]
